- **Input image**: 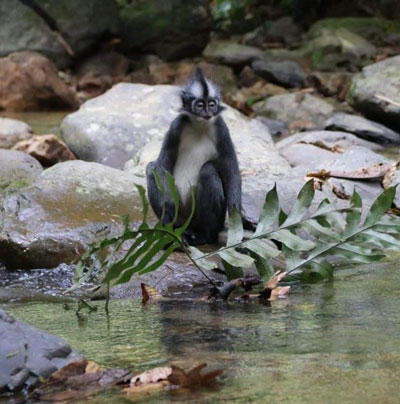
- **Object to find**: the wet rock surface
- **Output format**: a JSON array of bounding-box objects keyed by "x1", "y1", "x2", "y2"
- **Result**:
[
  {"x1": 0, "y1": 52, "x2": 78, "y2": 112},
  {"x1": 0, "y1": 309, "x2": 82, "y2": 393},
  {"x1": 0, "y1": 160, "x2": 143, "y2": 269},
  {"x1": 347, "y1": 55, "x2": 400, "y2": 132},
  {"x1": 0, "y1": 117, "x2": 32, "y2": 149}
]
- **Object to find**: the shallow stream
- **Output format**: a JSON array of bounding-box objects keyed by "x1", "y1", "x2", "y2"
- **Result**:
[{"x1": 2, "y1": 262, "x2": 400, "y2": 404}]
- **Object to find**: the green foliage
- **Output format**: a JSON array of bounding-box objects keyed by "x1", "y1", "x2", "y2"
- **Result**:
[
  {"x1": 212, "y1": 0, "x2": 260, "y2": 33},
  {"x1": 73, "y1": 176, "x2": 400, "y2": 300}
]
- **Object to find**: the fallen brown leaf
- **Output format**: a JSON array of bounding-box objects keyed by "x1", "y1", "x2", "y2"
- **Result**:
[
  {"x1": 130, "y1": 367, "x2": 172, "y2": 386},
  {"x1": 86, "y1": 361, "x2": 103, "y2": 374},
  {"x1": 47, "y1": 359, "x2": 88, "y2": 381},
  {"x1": 270, "y1": 286, "x2": 291, "y2": 300},
  {"x1": 141, "y1": 283, "x2": 162, "y2": 304}
]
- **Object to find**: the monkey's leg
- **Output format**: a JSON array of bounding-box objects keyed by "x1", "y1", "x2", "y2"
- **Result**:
[{"x1": 185, "y1": 162, "x2": 226, "y2": 246}]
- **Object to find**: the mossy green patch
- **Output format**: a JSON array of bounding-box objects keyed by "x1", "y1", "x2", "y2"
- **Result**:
[{"x1": 309, "y1": 17, "x2": 400, "y2": 41}]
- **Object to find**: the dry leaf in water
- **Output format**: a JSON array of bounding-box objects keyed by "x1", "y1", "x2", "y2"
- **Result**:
[
  {"x1": 168, "y1": 363, "x2": 223, "y2": 387},
  {"x1": 141, "y1": 283, "x2": 162, "y2": 303},
  {"x1": 130, "y1": 367, "x2": 172, "y2": 387}
]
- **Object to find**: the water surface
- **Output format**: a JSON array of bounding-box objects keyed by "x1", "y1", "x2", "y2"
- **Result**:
[{"x1": 3, "y1": 262, "x2": 400, "y2": 403}]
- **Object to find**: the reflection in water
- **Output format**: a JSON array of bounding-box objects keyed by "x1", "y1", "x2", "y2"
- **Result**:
[
  {"x1": 3, "y1": 262, "x2": 400, "y2": 403},
  {"x1": 0, "y1": 111, "x2": 70, "y2": 135}
]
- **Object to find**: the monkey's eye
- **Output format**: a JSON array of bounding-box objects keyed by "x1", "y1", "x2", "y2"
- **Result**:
[
  {"x1": 196, "y1": 101, "x2": 205, "y2": 108},
  {"x1": 208, "y1": 100, "x2": 216, "y2": 108}
]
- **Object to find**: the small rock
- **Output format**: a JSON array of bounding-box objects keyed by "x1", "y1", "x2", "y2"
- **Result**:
[
  {"x1": 0, "y1": 52, "x2": 78, "y2": 112},
  {"x1": 309, "y1": 71, "x2": 352, "y2": 99},
  {"x1": 253, "y1": 92, "x2": 339, "y2": 127},
  {"x1": 256, "y1": 117, "x2": 289, "y2": 138},
  {"x1": 346, "y1": 55, "x2": 400, "y2": 132},
  {"x1": 0, "y1": 149, "x2": 42, "y2": 193},
  {"x1": 251, "y1": 59, "x2": 307, "y2": 88},
  {"x1": 0, "y1": 117, "x2": 32, "y2": 149},
  {"x1": 324, "y1": 112, "x2": 400, "y2": 145},
  {"x1": 203, "y1": 40, "x2": 265, "y2": 66},
  {"x1": 12, "y1": 135, "x2": 76, "y2": 167},
  {"x1": 243, "y1": 26, "x2": 266, "y2": 47},
  {"x1": 0, "y1": 309, "x2": 82, "y2": 392},
  {"x1": 226, "y1": 81, "x2": 287, "y2": 115},
  {"x1": 266, "y1": 17, "x2": 302, "y2": 45}
]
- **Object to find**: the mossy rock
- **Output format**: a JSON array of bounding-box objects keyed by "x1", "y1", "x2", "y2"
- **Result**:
[{"x1": 308, "y1": 17, "x2": 400, "y2": 44}]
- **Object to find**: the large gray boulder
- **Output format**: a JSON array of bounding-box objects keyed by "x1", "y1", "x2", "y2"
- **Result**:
[
  {"x1": 253, "y1": 93, "x2": 339, "y2": 127},
  {"x1": 347, "y1": 55, "x2": 400, "y2": 132},
  {"x1": 0, "y1": 117, "x2": 32, "y2": 149},
  {"x1": 324, "y1": 112, "x2": 400, "y2": 145},
  {"x1": 61, "y1": 84, "x2": 182, "y2": 169},
  {"x1": 0, "y1": 0, "x2": 119, "y2": 68},
  {"x1": 120, "y1": 0, "x2": 211, "y2": 61},
  {"x1": 0, "y1": 160, "x2": 143, "y2": 269},
  {"x1": 0, "y1": 309, "x2": 82, "y2": 392}
]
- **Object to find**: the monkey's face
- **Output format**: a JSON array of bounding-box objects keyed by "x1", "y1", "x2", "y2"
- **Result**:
[
  {"x1": 192, "y1": 98, "x2": 220, "y2": 120},
  {"x1": 180, "y1": 68, "x2": 226, "y2": 121}
]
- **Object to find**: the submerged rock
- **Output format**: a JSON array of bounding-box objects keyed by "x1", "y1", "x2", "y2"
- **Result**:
[
  {"x1": 0, "y1": 52, "x2": 78, "y2": 112},
  {"x1": 0, "y1": 309, "x2": 82, "y2": 393},
  {"x1": 346, "y1": 55, "x2": 400, "y2": 132},
  {"x1": 120, "y1": 0, "x2": 211, "y2": 61},
  {"x1": 253, "y1": 93, "x2": 339, "y2": 127},
  {"x1": 324, "y1": 112, "x2": 400, "y2": 145},
  {"x1": 0, "y1": 117, "x2": 32, "y2": 149},
  {"x1": 0, "y1": 160, "x2": 144, "y2": 269}
]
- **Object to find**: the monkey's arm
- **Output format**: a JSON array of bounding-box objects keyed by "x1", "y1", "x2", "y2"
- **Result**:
[
  {"x1": 215, "y1": 117, "x2": 242, "y2": 213},
  {"x1": 153, "y1": 115, "x2": 186, "y2": 223}
]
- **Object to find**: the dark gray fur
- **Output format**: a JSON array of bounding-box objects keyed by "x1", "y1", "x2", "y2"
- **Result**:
[{"x1": 146, "y1": 69, "x2": 241, "y2": 245}]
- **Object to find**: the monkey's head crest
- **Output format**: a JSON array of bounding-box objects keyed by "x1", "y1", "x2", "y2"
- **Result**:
[{"x1": 180, "y1": 68, "x2": 226, "y2": 121}]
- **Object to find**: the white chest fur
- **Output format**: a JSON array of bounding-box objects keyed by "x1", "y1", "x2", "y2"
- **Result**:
[{"x1": 173, "y1": 121, "x2": 218, "y2": 206}]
